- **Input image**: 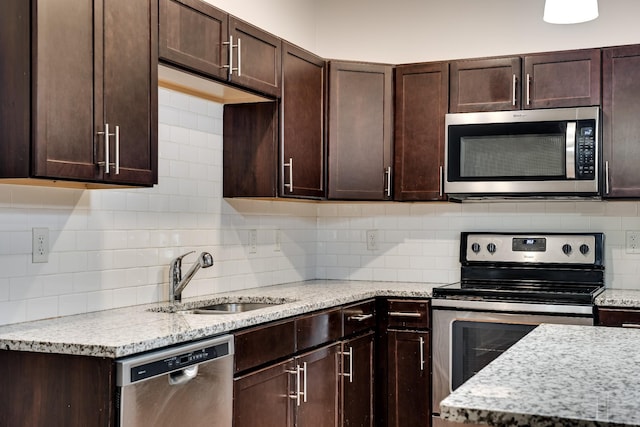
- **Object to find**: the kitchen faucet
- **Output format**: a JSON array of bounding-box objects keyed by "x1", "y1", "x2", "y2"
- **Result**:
[{"x1": 169, "y1": 251, "x2": 214, "y2": 303}]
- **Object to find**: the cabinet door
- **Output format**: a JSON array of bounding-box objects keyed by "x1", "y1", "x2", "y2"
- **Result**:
[
  {"x1": 342, "y1": 332, "x2": 375, "y2": 427},
  {"x1": 234, "y1": 358, "x2": 295, "y2": 427},
  {"x1": 524, "y1": 49, "x2": 600, "y2": 109},
  {"x1": 229, "y1": 16, "x2": 282, "y2": 97},
  {"x1": 280, "y1": 42, "x2": 326, "y2": 199},
  {"x1": 296, "y1": 343, "x2": 341, "y2": 427},
  {"x1": 602, "y1": 45, "x2": 640, "y2": 198},
  {"x1": 394, "y1": 62, "x2": 448, "y2": 201},
  {"x1": 387, "y1": 330, "x2": 430, "y2": 427},
  {"x1": 32, "y1": 0, "x2": 98, "y2": 181},
  {"x1": 159, "y1": 0, "x2": 229, "y2": 81},
  {"x1": 327, "y1": 61, "x2": 393, "y2": 200},
  {"x1": 101, "y1": 0, "x2": 158, "y2": 186},
  {"x1": 0, "y1": 351, "x2": 114, "y2": 427},
  {"x1": 223, "y1": 102, "x2": 278, "y2": 197},
  {"x1": 449, "y1": 57, "x2": 521, "y2": 112},
  {"x1": 0, "y1": 0, "x2": 30, "y2": 178}
]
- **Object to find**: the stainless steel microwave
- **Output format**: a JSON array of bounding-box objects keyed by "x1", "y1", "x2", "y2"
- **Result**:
[{"x1": 444, "y1": 106, "x2": 600, "y2": 200}]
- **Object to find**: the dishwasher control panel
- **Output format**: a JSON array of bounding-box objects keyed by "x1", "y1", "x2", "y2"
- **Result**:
[{"x1": 116, "y1": 335, "x2": 234, "y2": 386}]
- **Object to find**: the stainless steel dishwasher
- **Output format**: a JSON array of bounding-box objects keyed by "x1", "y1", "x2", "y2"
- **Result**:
[{"x1": 116, "y1": 335, "x2": 234, "y2": 427}]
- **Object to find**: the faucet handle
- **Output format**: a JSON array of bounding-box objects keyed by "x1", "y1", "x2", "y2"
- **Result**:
[{"x1": 170, "y1": 251, "x2": 195, "y2": 281}]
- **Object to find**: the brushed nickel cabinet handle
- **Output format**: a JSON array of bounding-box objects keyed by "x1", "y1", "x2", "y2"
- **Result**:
[
  {"x1": 439, "y1": 165, "x2": 444, "y2": 197},
  {"x1": 284, "y1": 157, "x2": 294, "y2": 193},
  {"x1": 526, "y1": 73, "x2": 531, "y2": 106},
  {"x1": 222, "y1": 36, "x2": 238, "y2": 76},
  {"x1": 512, "y1": 74, "x2": 517, "y2": 106},
  {"x1": 622, "y1": 323, "x2": 640, "y2": 329},
  {"x1": 347, "y1": 313, "x2": 373, "y2": 322},
  {"x1": 301, "y1": 361, "x2": 307, "y2": 403},
  {"x1": 340, "y1": 346, "x2": 354, "y2": 383},
  {"x1": 237, "y1": 38, "x2": 242, "y2": 77},
  {"x1": 605, "y1": 160, "x2": 610, "y2": 195},
  {"x1": 114, "y1": 125, "x2": 120, "y2": 175},
  {"x1": 287, "y1": 366, "x2": 301, "y2": 406},
  {"x1": 385, "y1": 166, "x2": 392, "y2": 197},
  {"x1": 419, "y1": 336, "x2": 425, "y2": 371},
  {"x1": 388, "y1": 311, "x2": 422, "y2": 318}
]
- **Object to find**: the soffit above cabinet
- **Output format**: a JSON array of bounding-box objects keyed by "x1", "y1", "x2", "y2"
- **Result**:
[{"x1": 159, "y1": 64, "x2": 272, "y2": 104}]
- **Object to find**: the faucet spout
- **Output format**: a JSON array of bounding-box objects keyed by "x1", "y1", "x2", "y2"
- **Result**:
[{"x1": 170, "y1": 251, "x2": 214, "y2": 303}]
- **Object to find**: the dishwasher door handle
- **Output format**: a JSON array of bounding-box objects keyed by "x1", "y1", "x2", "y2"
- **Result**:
[{"x1": 168, "y1": 365, "x2": 199, "y2": 385}]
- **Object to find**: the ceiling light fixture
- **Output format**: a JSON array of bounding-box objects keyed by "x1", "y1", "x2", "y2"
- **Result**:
[{"x1": 543, "y1": 0, "x2": 599, "y2": 24}]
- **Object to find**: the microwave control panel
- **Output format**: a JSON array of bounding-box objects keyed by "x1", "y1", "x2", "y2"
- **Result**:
[{"x1": 576, "y1": 121, "x2": 596, "y2": 180}]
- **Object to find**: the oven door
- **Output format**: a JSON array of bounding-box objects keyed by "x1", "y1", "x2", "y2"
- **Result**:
[{"x1": 431, "y1": 304, "x2": 593, "y2": 427}]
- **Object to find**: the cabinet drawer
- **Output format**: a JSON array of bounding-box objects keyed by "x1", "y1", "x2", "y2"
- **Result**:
[
  {"x1": 343, "y1": 299, "x2": 376, "y2": 336},
  {"x1": 234, "y1": 319, "x2": 295, "y2": 373},
  {"x1": 597, "y1": 308, "x2": 640, "y2": 327},
  {"x1": 296, "y1": 308, "x2": 342, "y2": 351},
  {"x1": 385, "y1": 299, "x2": 430, "y2": 329}
]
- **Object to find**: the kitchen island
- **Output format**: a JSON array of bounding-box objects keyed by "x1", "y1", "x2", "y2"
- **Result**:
[{"x1": 439, "y1": 323, "x2": 640, "y2": 426}]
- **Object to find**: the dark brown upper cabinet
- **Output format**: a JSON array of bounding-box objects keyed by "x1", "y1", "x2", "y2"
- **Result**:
[
  {"x1": 223, "y1": 102, "x2": 278, "y2": 198},
  {"x1": 450, "y1": 49, "x2": 600, "y2": 112},
  {"x1": 327, "y1": 61, "x2": 394, "y2": 200},
  {"x1": 394, "y1": 62, "x2": 449, "y2": 201},
  {"x1": 0, "y1": 0, "x2": 158, "y2": 187},
  {"x1": 280, "y1": 42, "x2": 327, "y2": 199},
  {"x1": 159, "y1": 0, "x2": 282, "y2": 98},
  {"x1": 602, "y1": 44, "x2": 640, "y2": 198}
]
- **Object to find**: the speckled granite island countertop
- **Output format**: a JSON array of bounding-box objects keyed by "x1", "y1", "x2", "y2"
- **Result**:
[
  {"x1": 440, "y1": 323, "x2": 640, "y2": 427},
  {"x1": 0, "y1": 280, "x2": 437, "y2": 359}
]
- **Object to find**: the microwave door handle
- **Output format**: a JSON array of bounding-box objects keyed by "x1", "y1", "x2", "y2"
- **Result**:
[{"x1": 566, "y1": 122, "x2": 577, "y2": 179}]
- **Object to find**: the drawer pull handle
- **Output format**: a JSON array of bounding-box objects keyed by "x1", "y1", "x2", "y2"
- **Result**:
[
  {"x1": 622, "y1": 323, "x2": 640, "y2": 329},
  {"x1": 388, "y1": 311, "x2": 422, "y2": 318},
  {"x1": 348, "y1": 313, "x2": 373, "y2": 322},
  {"x1": 419, "y1": 336, "x2": 425, "y2": 371}
]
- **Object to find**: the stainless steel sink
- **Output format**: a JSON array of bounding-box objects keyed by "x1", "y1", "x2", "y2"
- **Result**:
[
  {"x1": 150, "y1": 298, "x2": 292, "y2": 314},
  {"x1": 192, "y1": 302, "x2": 278, "y2": 314}
]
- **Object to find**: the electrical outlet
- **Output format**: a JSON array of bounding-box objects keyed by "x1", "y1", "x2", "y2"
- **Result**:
[
  {"x1": 626, "y1": 231, "x2": 640, "y2": 254},
  {"x1": 32, "y1": 227, "x2": 49, "y2": 263},
  {"x1": 366, "y1": 230, "x2": 378, "y2": 251},
  {"x1": 249, "y1": 229, "x2": 258, "y2": 254}
]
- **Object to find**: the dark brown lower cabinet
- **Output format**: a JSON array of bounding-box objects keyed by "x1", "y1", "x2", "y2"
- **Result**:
[
  {"x1": 234, "y1": 358, "x2": 295, "y2": 427},
  {"x1": 387, "y1": 330, "x2": 431, "y2": 427},
  {"x1": 342, "y1": 332, "x2": 375, "y2": 427},
  {"x1": 0, "y1": 350, "x2": 114, "y2": 427},
  {"x1": 597, "y1": 307, "x2": 640, "y2": 327},
  {"x1": 234, "y1": 343, "x2": 341, "y2": 427}
]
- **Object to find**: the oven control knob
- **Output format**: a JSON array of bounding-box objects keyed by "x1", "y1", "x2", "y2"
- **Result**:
[
  {"x1": 471, "y1": 242, "x2": 481, "y2": 253},
  {"x1": 486, "y1": 243, "x2": 497, "y2": 254},
  {"x1": 579, "y1": 244, "x2": 590, "y2": 255},
  {"x1": 562, "y1": 244, "x2": 573, "y2": 256}
]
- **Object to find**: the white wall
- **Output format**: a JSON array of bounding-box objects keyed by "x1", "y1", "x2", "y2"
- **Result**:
[{"x1": 207, "y1": 0, "x2": 640, "y2": 64}]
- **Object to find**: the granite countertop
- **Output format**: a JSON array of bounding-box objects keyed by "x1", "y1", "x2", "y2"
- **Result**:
[
  {"x1": 440, "y1": 323, "x2": 640, "y2": 427},
  {"x1": 0, "y1": 280, "x2": 437, "y2": 359},
  {"x1": 595, "y1": 289, "x2": 640, "y2": 308}
]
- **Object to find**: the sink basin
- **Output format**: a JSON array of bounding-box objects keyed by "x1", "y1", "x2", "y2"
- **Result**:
[
  {"x1": 193, "y1": 302, "x2": 277, "y2": 314},
  {"x1": 150, "y1": 297, "x2": 293, "y2": 314}
]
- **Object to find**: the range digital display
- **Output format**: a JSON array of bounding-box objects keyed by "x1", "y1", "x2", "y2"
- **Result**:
[{"x1": 512, "y1": 237, "x2": 546, "y2": 252}]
